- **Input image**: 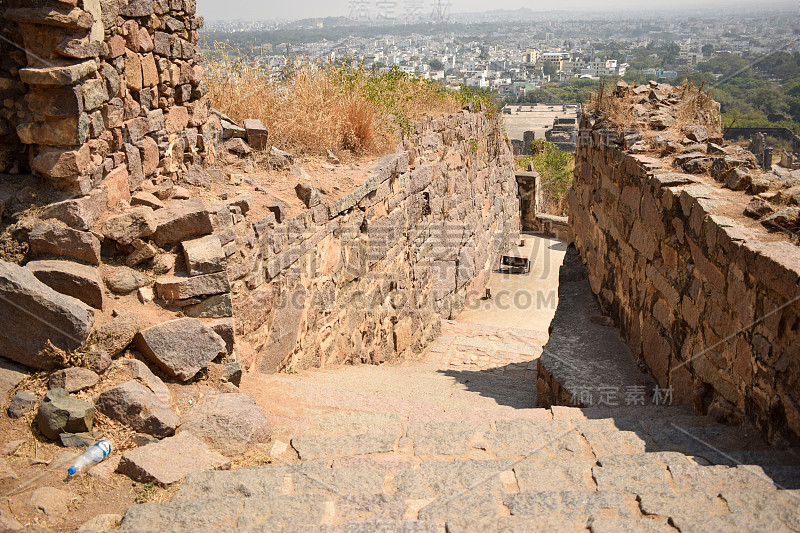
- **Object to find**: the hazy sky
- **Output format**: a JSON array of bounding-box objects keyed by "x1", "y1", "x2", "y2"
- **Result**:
[{"x1": 198, "y1": 0, "x2": 793, "y2": 22}]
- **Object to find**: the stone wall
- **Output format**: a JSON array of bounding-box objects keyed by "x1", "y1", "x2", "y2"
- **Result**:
[
  {"x1": 0, "y1": 0, "x2": 218, "y2": 194},
  {"x1": 570, "y1": 114, "x2": 800, "y2": 443},
  {"x1": 229, "y1": 113, "x2": 520, "y2": 372}
]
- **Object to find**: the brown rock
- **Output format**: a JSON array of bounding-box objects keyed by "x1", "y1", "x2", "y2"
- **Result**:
[
  {"x1": 91, "y1": 312, "x2": 140, "y2": 357},
  {"x1": 31, "y1": 145, "x2": 90, "y2": 178},
  {"x1": 102, "y1": 166, "x2": 132, "y2": 207},
  {"x1": 151, "y1": 198, "x2": 213, "y2": 246},
  {"x1": 29, "y1": 224, "x2": 101, "y2": 265},
  {"x1": 182, "y1": 234, "x2": 225, "y2": 276},
  {"x1": 17, "y1": 114, "x2": 90, "y2": 146},
  {"x1": 154, "y1": 271, "x2": 230, "y2": 300},
  {"x1": 40, "y1": 188, "x2": 106, "y2": 230},
  {"x1": 140, "y1": 136, "x2": 159, "y2": 176},
  {"x1": 27, "y1": 259, "x2": 105, "y2": 309},
  {"x1": 744, "y1": 197, "x2": 775, "y2": 219},
  {"x1": 180, "y1": 393, "x2": 271, "y2": 455},
  {"x1": 95, "y1": 380, "x2": 178, "y2": 438},
  {"x1": 105, "y1": 268, "x2": 149, "y2": 295},
  {"x1": 243, "y1": 118, "x2": 268, "y2": 150},
  {"x1": 126, "y1": 239, "x2": 158, "y2": 267},
  {"x1": 101, "y1": 207, "x2": 157, "y2": 245},
  {"x1": 117, "y1": 432, "x2": 230, "y2": 486},
  {"x1": 0, "y1": 262, "x2": 94, "y2": 370},
  {"x1": 131, "y1": 191, "x2": 164, "y2": 210},
  {"x1": 19, "y1": 60, "x2": 97, "y2": 85},
  {"x1": 165, "y1": 106, "x2": 189, "y2": 133},
  {"x1": 125, "y1": 50, "x2": 143, "y2": 91},
  {"x1": 224, "y1": 137, "x2": 251, "y2": 155},
  {"x1": 141, "y1": 53, "x2": 158, "y2": 87},
  {"x1": 134, "y1": 318, "x2": 227, "y2": 381},
  {"x1": 48, "y1": 367, "x2": 99, "y2": 392}
]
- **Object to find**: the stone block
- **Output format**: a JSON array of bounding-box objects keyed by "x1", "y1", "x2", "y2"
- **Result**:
[
  {"x1": 154, "y1": 271, "x2": 230, "y2": 301},
  {"x1": 134, "y1": 318, "x2": 227, "y2": 381},
  {"x1": 27, "y1": 259, "x2": 105, "y2": 309},
  {"x1": 19, "y1": 60, "x2": 97, "y2": 85},
  {"x1": 29, "y1": 224, "x2": 102, "y2": 265},
  {"x1": 182, "y1": 234, "x2": 226, "y2": 276},
  {"x1": 243, "y1": 118, "x2": 268, "y2": 150},
  {"x1": 117, "y1": 433, "x2": 230, "y2": 486}
]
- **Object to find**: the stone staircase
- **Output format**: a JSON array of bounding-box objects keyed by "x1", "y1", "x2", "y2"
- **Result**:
[
  {"x1": 116, "y1": 237, "x2": 800, "y2": 532},
  {"x1": 117, "y1": 403, "x2": 800, "y2": 532}
]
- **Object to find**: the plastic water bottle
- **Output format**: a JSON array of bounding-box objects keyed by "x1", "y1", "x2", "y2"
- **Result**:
[{"x1": 67, "y1": 439, "x2": 113, "y2": 475}]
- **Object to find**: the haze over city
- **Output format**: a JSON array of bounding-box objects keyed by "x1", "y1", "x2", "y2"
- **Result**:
[{"x1": 198, "y1": 0, "x2": 796, "y2": 21}]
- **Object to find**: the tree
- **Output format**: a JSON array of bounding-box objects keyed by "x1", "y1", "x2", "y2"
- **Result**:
[
  {"x1": 663, "y1": 42, "x2": 680, "y2": 65},
  {"x1": 702, "y1": 44, "x2": 714, "y2": 58},
  {"x1": 543, "y1": 61, "x2": 557, "y2": 78},
  {"x1": 429, "y1": 59, "x2": 444, "y2": 71}
]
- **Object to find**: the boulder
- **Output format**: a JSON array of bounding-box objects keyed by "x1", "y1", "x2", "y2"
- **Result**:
[
  {"x1": 154, "y1": 271, "x2": 229, "y2": 301},
  {"x1": 36, "y1": 388, "x2": 94, "y2": 440},
  {"x1": 27, "y1": 259, "x2": 105, "y2": 309},
  {"x1": 745, "y1": 197, "x2": 775, "y2": 219},
  {"x1": 101, "y1": 207, "x2": 157, "y2": 245},
  {"x1": 243, "y1": 118, "x2": 268, "y2": 150},
  {"x1": 295, "y1": 182, "x2": 322, "y2": 208},
  {"x1": 29, "y1": 224, "x2": 101, "y2": 265},
  {"x1": 117, "y1": 432, "x2": 230, "y2": 486},
  {"x1": 182, "y1": 235, "x2": 225, "y2": 276},
  {"x1": 0, "y1": 261, "x2": 94, "y2": 369},
  {"x1": 90, "y1": 312, "x2": 140, "y2": 357},
  {"x1": 7, "y1": 390, "x2": 38, "y2": 418},
  {"x1": 134, "y1": 318, "x2": 227, "y2": 381},
  {"x1": 209, "y1": 319, "x2": 235, "y2": 354},
  {"x1": 0, "y1": 457, "x2": 18, "y2": 494},
  {"x1": 48, "y1": 367, "x2": 99, "y2": 392},
  {"x1": 105, "y1": 267, "x2": 149, "y2": 294},
  {"x1": 95, "y1": 380, "x2": 178, "y2": 438},
  {"x1": 180, "y1": 394, "x2": 271, "y2": 455},
  {"x1": 76, "y1": 514, "x2": 122, "y2": 533},
  {"x1": 151, "y1": 198, "x2": 213, "y2": 246}
]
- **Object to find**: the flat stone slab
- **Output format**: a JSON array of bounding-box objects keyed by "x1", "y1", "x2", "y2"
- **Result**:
[
  {"x1": 406, "y1": 421, "x2": 484, "y2": 455},
  {"x1": 505, "y1": 491, "x2": 635, "y2": 521},
  {"x1": 151, "y1": 198, "x2": 213, "y2": 246},
  {"x1": 117, "y1": 432, "x2": 231, "y2": 486},
  {"x1": 0, "y1": 358, "x2": 28, "y2": 403},
  {"x1": 514, "y1": 458, "x2": 596, "y2": 493},
  {"x1": 179, "y1": 393, "x2": 271, "y2": 455},
  {"x1": 291, "y1": 433, "x2": 397, "y2": 461},
  {"x1": 393, "y1": 460, "x2": 512, "y2": 499}
]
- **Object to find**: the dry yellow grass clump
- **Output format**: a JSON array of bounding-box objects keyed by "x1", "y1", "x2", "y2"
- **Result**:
[{"x1": 207, "y1": 45, "x2": 477, "y2": 157}]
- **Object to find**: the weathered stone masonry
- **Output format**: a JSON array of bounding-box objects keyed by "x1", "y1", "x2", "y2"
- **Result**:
[
  {"x1": 570, "y1": 118, "x2": 800, "y2": 443},
  {"x1": 229, "y1": 113, "x2": 520, "y2": 372},
  {"x1": 0, "y1": 0, "x2": 217, "y2": 193}
]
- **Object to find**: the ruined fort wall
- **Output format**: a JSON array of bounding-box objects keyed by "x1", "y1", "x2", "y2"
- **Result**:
[
  {"x1": 571, "y1": 126, "x2": 800, "y2": 443},
  {"x1": 229, "y1": 113, "x2": 520, "y2": 373},
  {"x1": 0, "y1": 0, "x2": 218, "y2": 193}
]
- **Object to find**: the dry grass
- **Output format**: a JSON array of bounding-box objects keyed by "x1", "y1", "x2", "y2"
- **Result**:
[
  {"x1": 589, "y1": 79, "x2": 718, "y2": 140},
  {"x1": 206, "y1": 46, "x2": 473, "y2": 157}
]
